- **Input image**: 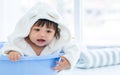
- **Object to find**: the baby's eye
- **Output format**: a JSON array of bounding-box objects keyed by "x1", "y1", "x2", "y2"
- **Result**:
[
  {"x1": 46, "y1": 30, "x2": 52, "y2": 33},
  {"x1": 33, "y1": 28, "x2": 40, "y2": 31}
]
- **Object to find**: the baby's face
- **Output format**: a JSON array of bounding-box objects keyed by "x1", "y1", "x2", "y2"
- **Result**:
[{"x1": 28, "y1": 25, "x2": 55, "y2": 47}]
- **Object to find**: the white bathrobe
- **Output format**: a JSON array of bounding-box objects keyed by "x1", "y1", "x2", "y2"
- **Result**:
[{"x1": 1, "y1": 2, "x2": 80, "y2": 69}]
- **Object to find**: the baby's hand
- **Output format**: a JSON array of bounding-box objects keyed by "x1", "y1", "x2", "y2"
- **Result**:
[
  {"x1": 8, "y1": 51, "x2": 21, "y2": 61},
  {"x1": 53, "y1": 56, "x2": 71, "y2": 72}
]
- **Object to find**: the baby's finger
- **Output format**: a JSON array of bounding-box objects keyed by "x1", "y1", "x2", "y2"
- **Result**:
[
  {"x1": 56, "y1": 61, "x2": 64, "y2": 67},
  {"x1": 60, "y1": 56, "x2": 68, "y2": 62},
  {"x1": 9, "y1": 54, "x2": 20, "y2": 61},
  {"x1": 14, "y1": 54, "x2": 21, "y2": 61},
  {"x1": 52, "y1": 65, "x2": 63, "y2": 71},
  {"x1": 9, "y1": 54, "x2": 15, "y2": 61}
]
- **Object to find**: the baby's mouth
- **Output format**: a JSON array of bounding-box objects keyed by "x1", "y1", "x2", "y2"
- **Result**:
[{"x1": 37, "y1": 39, "x2": 45, "y2": 42}]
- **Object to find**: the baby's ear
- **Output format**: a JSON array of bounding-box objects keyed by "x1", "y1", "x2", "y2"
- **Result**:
[
  {"x1": 48, "y1": 13, "x2": 58, "y2": 19},
  {"x1": 28, "y1": 10, "x2": 38, "y2": 19},
  {"x1": 47, "y1": 11, "x2": 60, "y2": 20}
]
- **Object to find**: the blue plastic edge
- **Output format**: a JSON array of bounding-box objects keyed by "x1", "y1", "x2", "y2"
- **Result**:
[{"x1": 0, "y1": 53, "x2": 63, "y2": 61}]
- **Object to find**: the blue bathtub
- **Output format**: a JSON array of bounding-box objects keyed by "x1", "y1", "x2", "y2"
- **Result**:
[
  {"x1": 0, "y1": 55, "x2": 60, "y2": 75},
  {"x1": 0, "y1": 42, "x2": 4, "y2": 49},
  {"x1": 0, "y1": 42, "x2": 60, "y2": 75}
]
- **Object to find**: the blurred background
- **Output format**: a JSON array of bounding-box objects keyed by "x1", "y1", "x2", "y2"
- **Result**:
[{"x1": 1, "y1": 0, "x2": 120, "y2": 47}]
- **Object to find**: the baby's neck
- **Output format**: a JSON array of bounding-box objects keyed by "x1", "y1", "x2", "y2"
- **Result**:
[{"x1": 32, "y1": 46, "x2": 44, "y2": 56}]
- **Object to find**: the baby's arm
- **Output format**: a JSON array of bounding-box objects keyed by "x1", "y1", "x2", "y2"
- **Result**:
[
  {"x1": 7, "y1": 51, "x2": 21, "y2": 61},
  {"x1": 1, "y1": 42, "x2": 24, "y2": 61},
  {"x1": 53, "y1": 41, "x2": 80, "y2": 72},
  {"x1": 52, "y1": 56, "x2": 71, "y2": 72}
]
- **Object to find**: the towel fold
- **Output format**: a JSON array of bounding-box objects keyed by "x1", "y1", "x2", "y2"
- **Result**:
[{"x1": 76, "y1": 48, "x2": 120, "y2": 69}]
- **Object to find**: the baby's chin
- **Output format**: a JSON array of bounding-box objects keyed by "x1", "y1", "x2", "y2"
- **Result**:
[{"x1": 35, "y1": 42, "x2": 48, "y2": 47}]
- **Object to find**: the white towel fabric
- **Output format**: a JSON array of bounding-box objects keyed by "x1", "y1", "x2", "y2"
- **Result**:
[{"x1": 76, "y1": 48, "x2": 120, "y2": 69}]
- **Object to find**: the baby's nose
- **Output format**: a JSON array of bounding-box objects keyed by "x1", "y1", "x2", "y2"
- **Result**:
[{"x1": 39, "y1": 32, "x2": 46, "y2": 37}]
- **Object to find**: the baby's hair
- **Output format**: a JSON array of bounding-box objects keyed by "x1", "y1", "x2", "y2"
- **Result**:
[{"x1": 34, "y1": 19, "x2": 60, "y2": 39}]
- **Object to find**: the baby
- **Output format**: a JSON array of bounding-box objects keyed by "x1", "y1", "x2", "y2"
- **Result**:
[{"x1": 1, "y1": 2, "x2": 80, "y2": 72}]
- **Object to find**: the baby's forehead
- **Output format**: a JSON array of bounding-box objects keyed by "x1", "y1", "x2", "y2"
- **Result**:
[
  {"x1": 31, "y1": 19, "x2": 58, "y2": 30},
  {"x1": 32, "y1": 24, "x2": 55, "y2": 29}
]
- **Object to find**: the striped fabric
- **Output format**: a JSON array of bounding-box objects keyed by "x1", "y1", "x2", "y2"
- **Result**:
[{"x1": 76, "y1": 48, "x2": 120, "y2": 69}]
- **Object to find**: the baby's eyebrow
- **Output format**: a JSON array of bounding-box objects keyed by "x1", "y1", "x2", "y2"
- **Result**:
[
  {"x1": 33, "y1": 26, "x2": 40, "y2": 28},
  {"x1": 47, "y1": 28, "x2": 54, "y2": 30}
]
